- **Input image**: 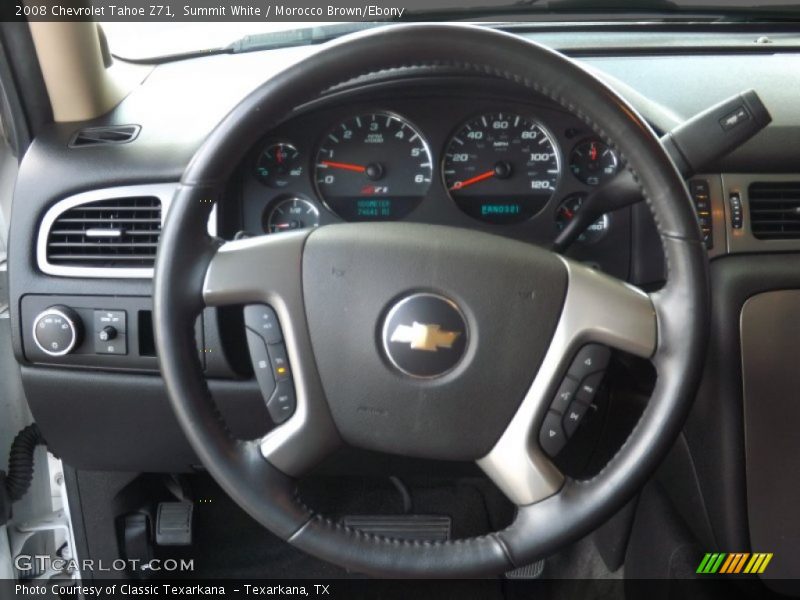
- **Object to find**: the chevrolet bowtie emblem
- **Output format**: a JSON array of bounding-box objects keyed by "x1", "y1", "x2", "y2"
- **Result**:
[{"x1": 390, "y1": 322, "x2": 461, "y2": 352}]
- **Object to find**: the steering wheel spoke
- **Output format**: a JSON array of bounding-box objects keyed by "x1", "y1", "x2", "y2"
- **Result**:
[
  {"x1": 202, "y1": 232, "x2": 341, "y2": 477},
  {"x1": 478, "y1": 259, "x2": 657, "y2": 506}
]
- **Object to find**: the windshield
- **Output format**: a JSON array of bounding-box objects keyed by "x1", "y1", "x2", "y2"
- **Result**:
[{"x1": 101, "y1": 0, "x2": 800, "y2": 61}]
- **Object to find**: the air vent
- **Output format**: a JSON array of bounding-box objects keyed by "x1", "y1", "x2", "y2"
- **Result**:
[
  {"x1": 749, "y1": 182, "x2": 800, "y2": 240},
  {"x1": 46, "y1": 196, "x2": 161, "y2": 268},
  {"x1": 69, "y1": 125, "x2": 140, "y2": 148}
]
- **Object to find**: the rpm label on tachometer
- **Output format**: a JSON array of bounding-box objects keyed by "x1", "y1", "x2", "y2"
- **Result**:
[
  {"x1": 443, "y1": 112, "x2": 560, "y2": 224},
  {"x1": 314, "y1": 112, "x2": 433, "y2": 221}
]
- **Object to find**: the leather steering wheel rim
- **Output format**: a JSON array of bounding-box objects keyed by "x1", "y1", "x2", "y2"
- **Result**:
[{"x1": 154, "y1": 23, "x2": 710, "y2": 577}]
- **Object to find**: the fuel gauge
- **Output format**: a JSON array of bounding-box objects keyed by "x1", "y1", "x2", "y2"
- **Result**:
[{"x1": 265, "y1": 197, "x2": 320, "y2": 234}]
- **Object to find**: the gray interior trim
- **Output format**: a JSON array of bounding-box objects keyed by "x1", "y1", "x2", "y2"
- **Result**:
[
  {"x1": 202, "y1": 231, "x2": 340, "y2": 477},
  {"x1": 0, "y1": 139, "x2": 16, "y2": 251},
  {"x1": 477, "y1": 258, "x2": 657, "y2": 506},
  {"x1": 740, "y1": 290, "x2": 800, "y2": 584}
]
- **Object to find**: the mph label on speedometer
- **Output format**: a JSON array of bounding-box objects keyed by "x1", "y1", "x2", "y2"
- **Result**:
[{"x1": 443, "y1": 112, "x2": 561, "y2": 224}]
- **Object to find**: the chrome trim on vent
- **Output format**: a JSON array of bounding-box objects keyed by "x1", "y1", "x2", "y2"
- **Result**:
[
  {"x1": 722, "y1": 174, "x2": 800, "y2": 254},
  {"x1": 37, "y1": 184, "x2": 218, "y2": 279},
  {"x1": 85, "y1": 228, "x2": 123, "y2": 238},
  {"x1": 37, "y1": 184, "x2": 176, "y2": 279}
]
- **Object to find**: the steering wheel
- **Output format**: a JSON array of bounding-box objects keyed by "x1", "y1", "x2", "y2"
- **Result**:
[{"x1": 154, "y1": 24, "x2": 709, "y2": 577}]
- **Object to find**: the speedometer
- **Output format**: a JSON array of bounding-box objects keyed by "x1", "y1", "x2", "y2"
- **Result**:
[
  {"x1": 314, "y1": 112, "x2": 433, "y2": 221},
  {"x1": 443, "y1": 112, "x2": 560, "y2": 224}
]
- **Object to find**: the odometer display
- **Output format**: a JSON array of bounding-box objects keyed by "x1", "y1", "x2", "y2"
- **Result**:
[
  {"x1": 443, "y1": 112, "x2": 560, "y2": 224},
  {"x1": 314, "y1": 113, "x2": 433, "y2": 221}
]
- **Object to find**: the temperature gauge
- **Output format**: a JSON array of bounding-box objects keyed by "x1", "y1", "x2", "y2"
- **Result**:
[
  {"x1": 569, "y1": 140, "x2": 618, "y2": 186},
  {"x1": 255, "y1": 142, "x2": 303, "y2": 188},
  {"x1": 555, "y1": 193, "x2": 610, "y2": 244},
  {"x1": 265, "y1": 197, "x2": 320, "y2": 234}
]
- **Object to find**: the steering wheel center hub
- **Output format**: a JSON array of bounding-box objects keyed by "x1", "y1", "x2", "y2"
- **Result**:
[{"x1": 381, "y1": 292, "x2": 468, "y2": 378}]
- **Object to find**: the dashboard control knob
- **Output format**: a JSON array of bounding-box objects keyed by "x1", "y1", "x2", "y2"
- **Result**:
[
  {"x1": 98, "y1": 326, "x2": 117, "y2": 342},
  {"x1": 32, "y1": 306, "x2": 82, "y2": 356}
]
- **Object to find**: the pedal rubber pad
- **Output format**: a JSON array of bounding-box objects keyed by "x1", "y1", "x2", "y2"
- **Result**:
[{"x1": 155, "y1": 502, "x2": 193, "y2": 546}]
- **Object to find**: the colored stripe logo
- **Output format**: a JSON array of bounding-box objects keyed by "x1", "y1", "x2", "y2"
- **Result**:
[{"x1": 696, "y1": 553, "x2": 773, "y2": 574}]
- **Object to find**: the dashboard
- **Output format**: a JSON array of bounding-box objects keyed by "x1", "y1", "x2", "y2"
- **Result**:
[{"x1": 229, "y1": 81, "x2": 631, "y2": 279}]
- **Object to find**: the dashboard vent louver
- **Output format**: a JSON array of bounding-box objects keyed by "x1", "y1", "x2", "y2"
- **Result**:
[
  {"x1": 749, "y1": 182, "x2": 800, "y2": 240},
  {"x1": 69, "y1": 125, "x2": 140, "y2": 148},
  {"x1": 46, "y1": 197, "x2": 161, "y2": 268}
]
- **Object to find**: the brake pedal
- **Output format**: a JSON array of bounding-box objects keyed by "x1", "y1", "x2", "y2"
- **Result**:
[
  {"x1": 155, "y1": 502, "x2": 193, "y2": 546},
  {"x1": 342, "y1": 515, "x2": 451, "y2": 541}
]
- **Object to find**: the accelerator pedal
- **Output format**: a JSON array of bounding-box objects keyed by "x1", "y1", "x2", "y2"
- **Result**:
[{"x1": 506, "y1": 559, "x2": 545, "y2": 579}]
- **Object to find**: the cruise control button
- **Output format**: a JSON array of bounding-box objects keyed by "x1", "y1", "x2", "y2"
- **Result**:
[
  {"x1": 539, "y1": 410, "x2": 567, "y2": 457},
  {"x1": 568, "y1": 344, "x2": 610, "y2": 381},
  {"x1": 551, "y1": 377, "x2": 579, "y2": 413},
  {"x1": 563, "y1": 400, "x2": 591, "y2": 437},
  {"x1": 267, "y1": 380, "x2": 296, "y2": 424},
  {"x1": 245, "y1": 330, "x2": 276, "y2": 400},
  {"x1": 268, "y1": 343, "x2": 291, "y2": 381},
  {"x1": 576, "y1": 371, "x2": 604, "y2": 404},
  {"x1": 244, "y1": 304, "x2": 282, "y2": 344}
]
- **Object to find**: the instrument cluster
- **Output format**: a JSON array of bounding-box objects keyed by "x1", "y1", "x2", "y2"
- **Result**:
[{"x1": 235, "y1": 92, "x2": 626, "y2": 264}]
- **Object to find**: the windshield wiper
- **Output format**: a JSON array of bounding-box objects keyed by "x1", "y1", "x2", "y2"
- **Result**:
[
  {"x1": 225, "y1": 23, "x2": 383, "y2": 53},
  {"x1": 112, "y1": 23, "x2": 384, "y2": 64},
  {"x1": 398, "y1": 0, "x2": 800, "y2": 22}
]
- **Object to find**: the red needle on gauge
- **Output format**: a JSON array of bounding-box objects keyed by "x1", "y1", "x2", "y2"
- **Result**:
[
  {"x1": 450, "y1": 170, "x2": 495, "y2": 191},
  {"x1": 320, "y1": 160, "x2": 366, "y2": 173}
]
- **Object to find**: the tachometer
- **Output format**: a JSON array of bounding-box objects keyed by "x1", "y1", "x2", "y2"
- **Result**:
[
  {"x1": 314, "y1": 113, "x2": 433, "y2": 221},
  {"x1": 443, "y1": 112, "x2": 560, "y2": 224}
]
